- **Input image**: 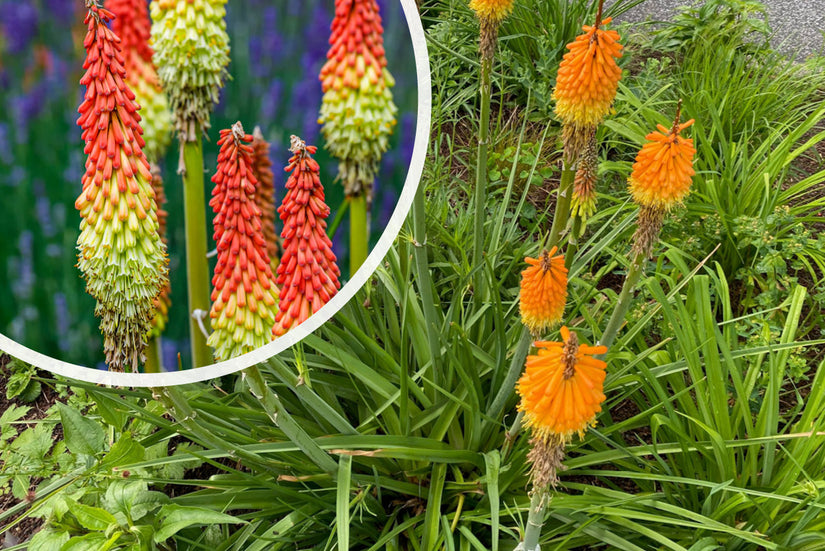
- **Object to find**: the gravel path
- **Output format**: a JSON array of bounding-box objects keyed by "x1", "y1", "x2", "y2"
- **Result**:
[{"x1": 608, "y1": 0, "x2": 824, "y2": 59}]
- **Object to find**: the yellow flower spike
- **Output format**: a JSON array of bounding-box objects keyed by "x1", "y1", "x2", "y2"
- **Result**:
[{"x1": 469, "y1": 0, "x2": 515, "y2": 24}]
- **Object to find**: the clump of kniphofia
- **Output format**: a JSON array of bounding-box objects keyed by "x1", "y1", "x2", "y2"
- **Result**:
[
  {"x1": 251, "y1": 127, "x2": 279, "y2": 271},
  {"x1": 519, "y1": 247, "x2": 568, "y2": 336},
  {"x1": 273, "y1": 136, "x2": 341, "y2": 337},
  {"x1": 319, "y1": 0, "x2": 397, "y2": 200},
  {"x1": 553, "y1": 2, "x2": 623, "y2": 131},
  {"x1": 107, "y1": 0, "x2": 171, "y2": 162},
  {"x1": 207, "y1": 122, "x2": 279, "y2": 361},
  {"x1": 571, "y1": 128, "x2": 598, "y2": 220},
  {"x1": 75, "y1": 2, "x2": 168, "y2": 372}
]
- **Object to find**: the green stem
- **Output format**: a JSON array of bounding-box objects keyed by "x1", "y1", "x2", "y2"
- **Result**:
[
  {"x1": 598, "y1": 250, "x2": 645, "y2": 353},
  {"x1": 521, "y1": 489, "x2": 548, "y2": 550},
  {"x1": 182, "y1": 139, "x2": 212, "y2": 368},
  {"x1": 349, "y1": 194, "x2": 368, "y2": 275},
  {"x1": 412, "y1": 185, "x2": 442, "y2": 385},
  {"x1": 564, "y1": 215, "x2": 583, "y2": 269},
  {"x1": 144, "y1": 336, "x2": 163, "y2": 373},
  {"x1": 506, "y1": 411, "x2": 523, "y2": 446},
  {"x1": 327, "y1": 197, "x2": 350, "y2": 239},
  {"x1": 472, "y1": 52, "x2": 493, "y2": 299},
  {"x1": 547, "y1": 165, "x2": 576, "y2": 248},
  {"x1": 243, "y1": 365, "x2": 339, "y2": 474}
]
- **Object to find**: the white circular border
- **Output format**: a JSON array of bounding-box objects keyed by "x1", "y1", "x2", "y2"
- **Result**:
[{"x1": 0, "y1": 0, "x2": 431, "y2": 387}]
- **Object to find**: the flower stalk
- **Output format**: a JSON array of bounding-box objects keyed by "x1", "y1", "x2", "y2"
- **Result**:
[
  {"x1": 599, "y1": 102, "x2": 696, "y2": 351},
  {"x1": 517, "y1": 328, "x2": 608, "y2": 548},
  {"x1": 182, "y1": 139, "x2": 213, "y2": 367},
  {"x1": 469, "y1": 0, "x2": 514, "y2": 300}
]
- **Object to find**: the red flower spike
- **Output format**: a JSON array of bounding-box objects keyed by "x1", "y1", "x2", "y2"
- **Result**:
[
  {"x1": 251, "y1": 127, "x2": 280, "y2": 271},
  {"x1": 273, "y1": 136, "x2": 341, "y2": 337},
  {"x1": 207, "y1": 122, "x2": 280, "y2": 361},
  {"x1": 106, "y1": 0, "x2": 171, "y2": 163}
]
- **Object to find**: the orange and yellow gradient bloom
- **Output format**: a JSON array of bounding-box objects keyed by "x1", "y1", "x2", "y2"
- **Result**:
[
  {"x1": 75, "y1": 3, "x2": 168, "y2": 372},
  {"x1": 107, "y1": 0, "x2": 171, "y2": 163},
  {"x1": 519, "y1": 247, "x2": 568, "y2": 335},
  {"x1": 319, "y1": 0, "x2": 397, "y2": 199},
  {"x1": 553, "y1": 15, "x2": 623, "y2": 129},
  {"x1": 251, "y1": 128, "x2": 280, "y2": 271},
  {"x1": 628, "y1": 117, "x2": 696, "y2": 211},
  {"x1": 517, "y1": 327, "x2": 608, "y2": 443}
]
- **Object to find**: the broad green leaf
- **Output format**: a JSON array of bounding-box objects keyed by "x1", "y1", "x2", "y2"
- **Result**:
[
  {"x1": 57, "y1": 403, "x2": 105, "y2": 457},
  {"x1": 153, "y1": 505, "x2": 246, "y2": 543},
  {"x1": 99, "y1": 434, "x2": 145, "y2": 470},
  {"x1": 71, "y1": 502, "x2": 118, "y2": 531},
  {"x1": 28, "y1": 529, "x2": 70, "y2": 551},
  {"x1": 60, "y1": 533, "x2": 108, "y2": 551}
]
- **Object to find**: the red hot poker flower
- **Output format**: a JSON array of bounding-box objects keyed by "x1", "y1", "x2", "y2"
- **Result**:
[
  {"x1": 106, "y1": 0, "x2": 171, "y2": 163},
  {"x1": 75, "y1": 2, "x2": 168, "y2": 372},
  {"x1": 273, "y1": 136, "x2": 341, "y2": 337},
  {"x1": 251, "y1": 127, "x2": 280, "y2": 271},
  {"x1": 207, "y1": 122, "x2": 279, "y2": 361}
]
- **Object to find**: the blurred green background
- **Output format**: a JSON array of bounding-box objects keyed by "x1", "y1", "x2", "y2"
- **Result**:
[{"x1": 0, "y1": 0, "x2": 418, "y2": 369}]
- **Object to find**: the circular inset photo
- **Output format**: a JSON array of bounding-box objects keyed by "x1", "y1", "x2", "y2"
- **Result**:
[{"x1": 0, "y1": 0, "x2": 429, "y2": 385}]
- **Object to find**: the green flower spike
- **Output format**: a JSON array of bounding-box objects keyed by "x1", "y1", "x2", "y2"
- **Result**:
[{"x1": 149, "y1": 0, "x2": 230, "y2": 142}]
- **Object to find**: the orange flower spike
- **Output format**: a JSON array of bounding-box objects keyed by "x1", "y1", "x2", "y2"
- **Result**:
[
  {"x1": 517, "y1": 327, "x2": 608, "y2": 443},
  {"x1": 553, "y1": 5, "x2": 623, "y2": 128},
  {"x1": 207, "y1": 122, "x2": 279, "y2": 361},
  {"x1": 273, "y1": 136, "x2": 341, "y2": 337},
  {"x1": 519, "y1": 247, "x2": 568, "y2": 335},
  {"x1": 628, "y1": 105, "x2": 696, "y2": 210}
]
